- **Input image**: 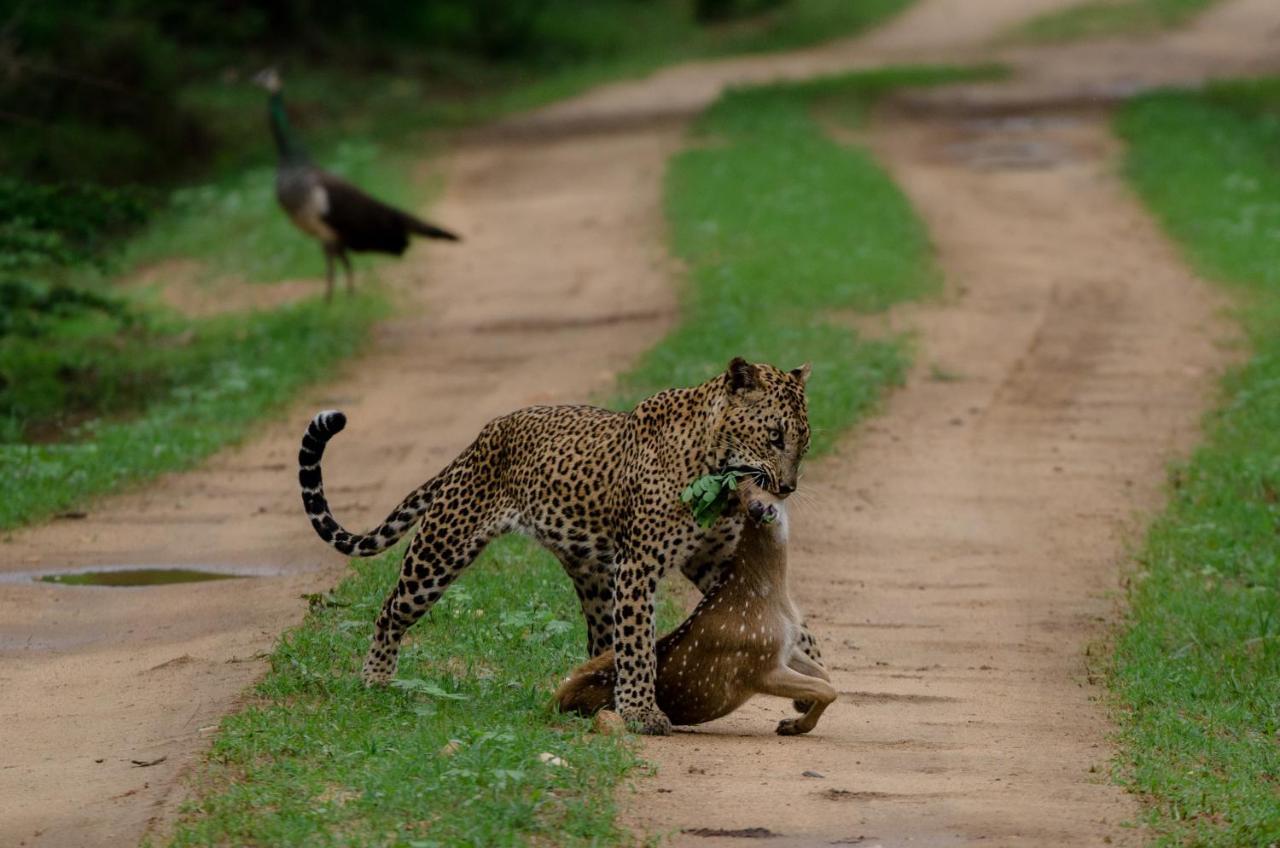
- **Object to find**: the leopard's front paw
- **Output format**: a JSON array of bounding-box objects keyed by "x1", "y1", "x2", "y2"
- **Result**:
[
  {"x1": 361, "y1": 653, "x2": 398, "y2": 688},
  {"x1": 620, "y1": 706, "x2": 672, "y2": 736}
]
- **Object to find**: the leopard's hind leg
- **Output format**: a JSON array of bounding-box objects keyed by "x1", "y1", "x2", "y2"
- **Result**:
[
  {"x1": 570, "y1": 569, "x2": 615, "y2": 658},
  {"x1": 362, "y1": 494, "x2": 513, "y2": 686}
]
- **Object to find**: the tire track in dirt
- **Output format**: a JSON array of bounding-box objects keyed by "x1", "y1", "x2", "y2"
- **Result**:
[{"x1": 622, "y1": 3, "x2": 1279, "y2": 845}]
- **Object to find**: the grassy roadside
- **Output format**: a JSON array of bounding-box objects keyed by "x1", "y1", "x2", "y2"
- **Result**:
[
  {"x1": 2, "y1": 0, "x2": 917, "y2": 535},
  {"x1": 164, "y1": 537, "x2": 644, "y2": 847},
  {"x1": 165, "y1": 66, "x2": 985, "y2": 846},
  {"x1": 615, "y1": 66, "x2": 997, "y2": 452},
  {"x1": 0, "y1": 294, "x2": 383, "y2": 529},
  {"x1": 0, "y1": 132, "x2": 424, "y2": 532},
  {"x1": 1015, "y1": 0, "x2": 1220, "y2": 42},
  {"x1": 1112, "y1": 80, "x2": 1280, "y2": 845}
]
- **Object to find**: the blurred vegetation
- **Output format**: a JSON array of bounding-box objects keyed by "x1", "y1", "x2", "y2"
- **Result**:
[
  {"x1": 0, "y1": 0, "x2": 915, "y2": 529},
  {"x1": 1, "y1": 0, "x2": 915, "y2": 283},
  {"x1": 1015, "y1": 0, "x2": 1220, "y2": 42},
  {"x1": 2, "y1": 0, "x2": 910, "y2": 189},
  {"x1": 0, "y1": 292, "x2": 383, "y2": 528},
  {"x1": 1112, "y1": 79, "x2": 1280, "y2": 846}
]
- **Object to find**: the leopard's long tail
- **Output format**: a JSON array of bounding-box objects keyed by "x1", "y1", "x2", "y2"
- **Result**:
[{"x1": 298, "y1": 410, "x2": 434, "y2": 557}]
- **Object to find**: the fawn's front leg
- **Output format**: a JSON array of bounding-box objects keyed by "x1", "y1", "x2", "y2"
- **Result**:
[{"x1": 762, "y1": 665, "x2": 837, "y2": 736}]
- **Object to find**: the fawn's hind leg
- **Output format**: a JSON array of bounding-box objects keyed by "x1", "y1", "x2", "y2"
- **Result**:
[
  {"x1": 363, "y1": 501, "x2": 508, "y2": 685},
  {"x1": 681, "y1": 548, "x2": 826, "y2": 670},
  {"x1": 788, "y1": 647, "x2": 830, "y2": 680},
  {"x1": 760, "y1": 665, "x2": 837, "y2": 736}
]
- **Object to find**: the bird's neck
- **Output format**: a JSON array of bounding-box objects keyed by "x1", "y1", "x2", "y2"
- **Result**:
[{"x1": 268, "y1": 91, "x2": 308, "y2": 165}]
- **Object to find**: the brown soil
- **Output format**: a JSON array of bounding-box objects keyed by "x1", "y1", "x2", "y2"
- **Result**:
[
  {"x1": 623, "y1": 2, "x2": 1279, "y2": 846},
  {"x1": 1, "y1": 1, "x2": 1277, "y2": 846}
]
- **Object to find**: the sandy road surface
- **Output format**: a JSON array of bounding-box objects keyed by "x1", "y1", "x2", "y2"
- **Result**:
[
  {"x1": 2, "y1": 0, "x2": 1277, "y2": 845},
  {"x1": 623, "y1": 1, "x2": 1279, "y2": 845}
]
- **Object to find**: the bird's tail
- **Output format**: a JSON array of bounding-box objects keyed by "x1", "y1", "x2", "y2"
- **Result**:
[
  {"x1": 298, "y1": 411, "x2": 435, "y2": 557},
  {"x1": 405, "y1": 214, "x2": 461, "y2": 242},
  {"x1": 553, "y1": 652, "x2": 618, "y2": 716}
]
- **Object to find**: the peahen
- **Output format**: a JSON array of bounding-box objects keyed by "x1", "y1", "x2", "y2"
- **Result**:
[{"x1": 252, "y1": 68, "x2": 459, "y2": 300}]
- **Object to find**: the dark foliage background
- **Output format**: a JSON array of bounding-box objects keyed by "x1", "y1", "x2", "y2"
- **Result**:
[{"x1": 0, "y1": 0, "x2": 787, "y2": 186}]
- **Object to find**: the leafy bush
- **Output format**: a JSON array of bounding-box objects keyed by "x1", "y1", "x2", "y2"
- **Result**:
[
  {"x1": 0, "y1": 278, "x2": 134, "y2": 339},
  {"x1": 0, "y1": 180, "x2": 151, "y2": 271},
  {"x1": 695, "y1": 0, "x2": 790, "y2": 24}
]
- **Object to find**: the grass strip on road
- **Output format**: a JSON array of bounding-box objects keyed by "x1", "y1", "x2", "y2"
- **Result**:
[
  {"x1": 1112, "y1": 80, "x2": 1280, "y2": 846},
  {"x1": 615, "y1": 66, "x2": 996, "y2": 453},
  {"x1": 1015, "y1": 0, "x2": 1220, "y2": 42}
]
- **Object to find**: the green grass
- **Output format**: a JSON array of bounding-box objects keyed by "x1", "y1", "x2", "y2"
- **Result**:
[
  {"x1": 164, "y1": 537, "x2": 649, "y2": 847},
  {"x1": 1016, "y1": 0, "x2": 1220, "y2": 42},
  {"x1": 1111, "y1": 81, "x2": 1280, "y2": 845},
  {"x1": 615, "y1": 66, "x2": 997, "y2": 453},
  {"x1": 0, "y1": 294, "x2": 382, "y2": 530}
]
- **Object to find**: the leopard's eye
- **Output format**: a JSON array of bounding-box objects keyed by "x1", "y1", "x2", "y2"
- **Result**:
[{"x1": 769, "y1": 427, "x2": 785, "y2": 449}]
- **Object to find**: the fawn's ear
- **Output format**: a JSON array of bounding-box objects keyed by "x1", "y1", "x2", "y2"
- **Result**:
[
  {"x1": 789, "y1": 363, "x2": 811, "y2": 386},
  {"x1": 726, "y1": 357, "x2": 762, "y2": 394}
]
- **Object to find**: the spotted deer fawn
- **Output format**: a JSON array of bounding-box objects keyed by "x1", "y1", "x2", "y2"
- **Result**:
[{"x1": 555, "y1": 483, "x2": 835, "y2": 735}]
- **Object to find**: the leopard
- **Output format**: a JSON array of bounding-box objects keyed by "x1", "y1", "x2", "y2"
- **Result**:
[{"x1": 298, "y1": 356, "x2": 815, "y2": 735}]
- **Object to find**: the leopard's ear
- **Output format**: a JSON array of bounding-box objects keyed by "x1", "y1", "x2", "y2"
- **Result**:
[
  {"x1": 726, "y1": 357, "x2": 761, "y2": 394},
  {"x1": 789, "y1": 362, "x2": 811, "y2": 386}
]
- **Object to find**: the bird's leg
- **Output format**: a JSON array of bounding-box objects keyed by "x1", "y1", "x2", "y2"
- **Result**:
[
  {"x1": 323, "y1": 247, "x2": 335, "y2": 303},
  {"x1": 339, "y1": 251, "x2": 355, "y2": 296}
]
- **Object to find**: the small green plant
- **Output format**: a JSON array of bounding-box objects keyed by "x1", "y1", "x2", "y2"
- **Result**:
[
  {"x1": 681, "y1": 471, "x2": 744, "y2": 527},
  {"x1": 927, "y1": 362, "x2": 963, "y2": 382},
  {"x1": 1015, "y1": 0, "x2": 1220, "y2": 42}
]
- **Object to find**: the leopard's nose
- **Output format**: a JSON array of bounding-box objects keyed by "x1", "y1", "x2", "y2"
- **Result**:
[{"x1": 777, "y1": 482, "x2": 796, "y2": 496}]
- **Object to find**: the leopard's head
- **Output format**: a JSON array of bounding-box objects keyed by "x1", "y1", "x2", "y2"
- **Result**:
[{"x1": 715, "y1": 357, "x2": 811, "y2": 498}]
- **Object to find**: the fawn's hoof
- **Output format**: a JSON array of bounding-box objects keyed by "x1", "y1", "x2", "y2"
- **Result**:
[{"x1": 776, "y1": 717, "x2": 810, "y2": 736}]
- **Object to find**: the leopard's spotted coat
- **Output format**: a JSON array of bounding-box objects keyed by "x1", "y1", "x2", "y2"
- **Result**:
[{"x1": 298, "y1": 358, "x2": 814, "y2": 734}]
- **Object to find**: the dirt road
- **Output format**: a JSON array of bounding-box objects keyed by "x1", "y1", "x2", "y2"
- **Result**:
[
  {"x1": 2, "y1": 0, "x2": 1276, "y2": 845},
  {"x1": 623, "y1": 1, "x2": 1278, "y2": 845}
]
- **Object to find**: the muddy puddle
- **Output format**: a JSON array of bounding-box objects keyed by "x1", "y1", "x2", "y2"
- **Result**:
[{"x1": 36, "y1": 568, "x2": 250, "y2": 587}]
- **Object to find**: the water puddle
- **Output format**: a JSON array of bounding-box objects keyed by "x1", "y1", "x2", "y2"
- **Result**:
[{"x1": 38, "y1": 568, "x2": 249, "y2": 587}]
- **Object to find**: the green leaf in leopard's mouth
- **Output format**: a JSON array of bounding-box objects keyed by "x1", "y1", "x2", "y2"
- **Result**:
[{"x1": 680, "y1": 470, "x2": 743, "y2": 528}]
